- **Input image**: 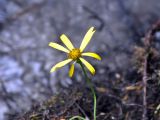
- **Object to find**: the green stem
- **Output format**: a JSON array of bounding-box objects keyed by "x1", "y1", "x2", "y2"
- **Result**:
[
  {"x1": 69, "y1": 116, "x2": 86, "y2": 120},
  {"x1": 78, "y1": 60, "x2": 97, "y2": 120}
]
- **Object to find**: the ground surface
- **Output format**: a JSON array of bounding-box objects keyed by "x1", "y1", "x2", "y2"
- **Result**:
[{"x1": 0, "y1": 0, "x2": 160, "y2": 120}]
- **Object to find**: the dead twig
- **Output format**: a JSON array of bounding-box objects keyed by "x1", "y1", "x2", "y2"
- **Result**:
[
  {"x1": 142, "y1": 54, "x2": 148, "y2": 120},
  {"x1": 7, "y1": 1, "x2": 46, "y2": 22},
  {"x1": 83, "y1": 6, "x2": 105, "y2": 31},
  {"x1": 75, "y1": 102, "x2": 89, "y2": 119},
  {"x1": 0, "y1": 0, "x2": 47, "y2": 30},
  {"x1": 142, "y1": 20, "x2": 160, "y2": 120}
]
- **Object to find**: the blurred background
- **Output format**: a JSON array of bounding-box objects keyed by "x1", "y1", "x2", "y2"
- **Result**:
[{"x1": 0, "y1": 0, "x2": 160, "y2": 119}]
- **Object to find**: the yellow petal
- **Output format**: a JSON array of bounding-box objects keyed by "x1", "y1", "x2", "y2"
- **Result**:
[
  {"x1": 80, "y1": 27, "x2": 96, "y2": 52},
  {"x1": 49, "y1": 42, "x2": 69, "y2": 53},
  {"x1": 60, "y1": 34, "x2": 74, "y2": 50},
  {"x1": 69, "y1": 64, "x2": 74, "y2": 77},
  {"x1": 50, "y1": 59, "x2": 72, "y2": 72},
  {"x1": 79, "y1": 57, "x2": 95, "y2": 75},
  {"x1": 82, "y1": 52, "x2": 101, "y2": 60}
]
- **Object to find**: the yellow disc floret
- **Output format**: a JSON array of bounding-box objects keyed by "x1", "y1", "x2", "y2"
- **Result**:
[{"x1": 68, "y1": 48, "x2": 81, "y2": 60}]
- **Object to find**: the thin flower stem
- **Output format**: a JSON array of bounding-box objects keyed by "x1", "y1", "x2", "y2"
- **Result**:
[{"x1": 78, "y1": 60, "x2": 97, "y2": 120}]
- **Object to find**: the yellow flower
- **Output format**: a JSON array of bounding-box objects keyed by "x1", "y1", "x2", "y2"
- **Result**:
[{"x1": 49, "y1": 27, "x2": 101, "y2": 77}]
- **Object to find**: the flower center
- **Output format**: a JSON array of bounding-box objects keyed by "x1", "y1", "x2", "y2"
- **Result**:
[{"x1": 68, "y1": 48, "x2": 81, "y2": 60}]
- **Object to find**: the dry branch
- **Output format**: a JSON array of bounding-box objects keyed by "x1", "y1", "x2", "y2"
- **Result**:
[{"x1": 142, "y1": 20, "x2": 160, "y2": 120}]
